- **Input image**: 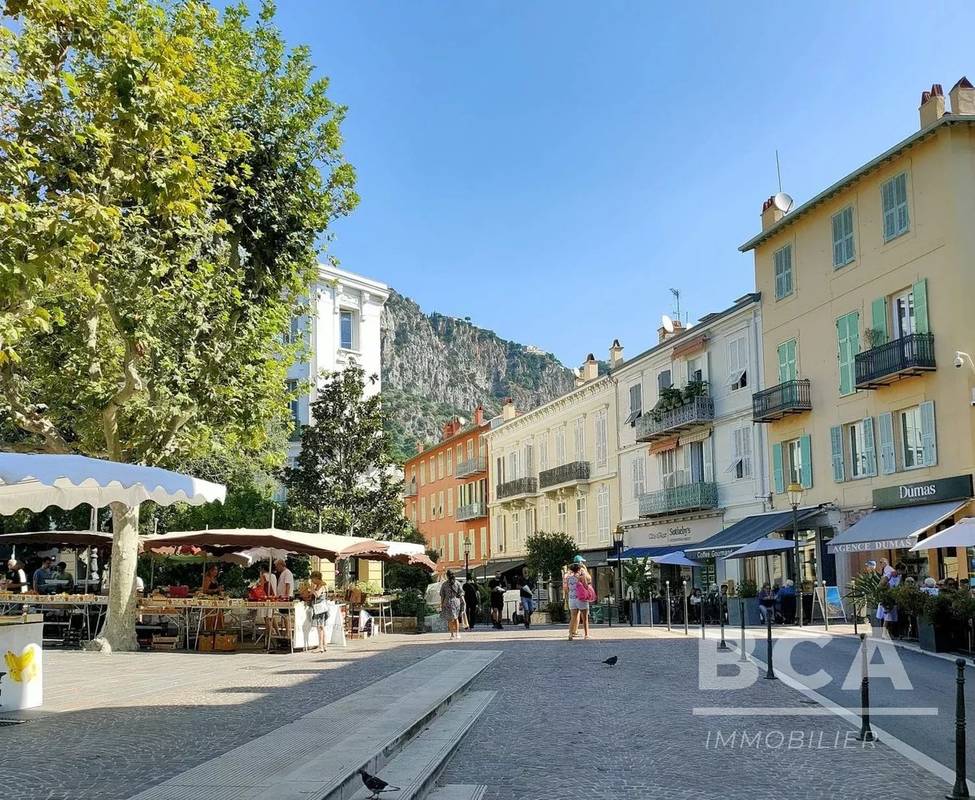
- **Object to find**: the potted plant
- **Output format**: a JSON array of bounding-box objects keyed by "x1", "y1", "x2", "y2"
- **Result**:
[
  {"x1": 888, "y1": 583, "x2": 926, "y2": 641},
  {"x1": 948, "y1": 591, "x2": 975, "y2": 652},
  {"x1": 727, "y1": 579, "x2": 764, "y2": 626},
  {"x1": 917, "y1": 593, "x2": 954, "y2": 652},
  {"x1": 848, "y1": 571, "x2": 885, "y2": 633},
  {"x1": 682, "y1": 379, "x2": 709, "y2": 404},
  {"x1": 863, "y1": 327, "x2": 887, "y2": 350},
  {"x1": 623, "y1": 557, "x2": 659, "y2": 624}
]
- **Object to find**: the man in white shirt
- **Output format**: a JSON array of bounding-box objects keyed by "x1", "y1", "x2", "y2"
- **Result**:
[{"x1": 274, "y1": 559, "x2": 293, "y2": 598}]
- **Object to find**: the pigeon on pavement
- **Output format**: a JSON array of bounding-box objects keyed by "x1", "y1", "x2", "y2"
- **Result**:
[
  {"x1": 358, "y1": 769, "x2": 400, "y2": 798},
  {"x1": 603, "y1": 655, "x2": 619, "y2": 666}
]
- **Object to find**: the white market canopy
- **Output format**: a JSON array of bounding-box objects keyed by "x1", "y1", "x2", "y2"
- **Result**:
[
  {"x1": 909, "y1": 517, "x2": 975, "y2": 551},
  {"x1": 0, "y1": 453, "x2": 226, "y2": 514},
  {"x1": 144, "y1": 528, "x2": 388, "y2": 561}
]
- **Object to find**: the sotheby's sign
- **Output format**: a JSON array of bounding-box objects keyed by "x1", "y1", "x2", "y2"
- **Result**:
[{"x1": 872, "y1": 474, "x2": 973, "y2": 509}]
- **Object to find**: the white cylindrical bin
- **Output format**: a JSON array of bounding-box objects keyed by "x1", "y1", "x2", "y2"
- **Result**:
[{"x1": 0, "y1": 613, "x2": 44, "y2": 711}]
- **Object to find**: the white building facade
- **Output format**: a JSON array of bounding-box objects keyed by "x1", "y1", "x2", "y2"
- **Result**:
[
  {"x1": 614, "y1": 293, "x2": 770, "y2": 587},
  {"x1": 286, "y1": 266, "x2": 390, "y2": 462}
]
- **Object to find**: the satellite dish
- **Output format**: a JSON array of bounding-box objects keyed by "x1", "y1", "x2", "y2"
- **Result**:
[
  {"x1": 661, "y1": 314, "x2": 675, "y2": 333},
  {"x1": 772, "y1": 192, "x2": 794, "y2": 213}
]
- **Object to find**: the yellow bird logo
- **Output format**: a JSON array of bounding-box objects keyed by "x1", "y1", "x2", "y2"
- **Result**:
[{"x1": 4, "y1": 644, "x2": 39, "y2": 684}]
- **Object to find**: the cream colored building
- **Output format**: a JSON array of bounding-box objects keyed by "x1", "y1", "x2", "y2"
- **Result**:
[
  {"x1": 740, "y1": 78, "x2": 975, "y2": 589},
  {"x1": 484, "y1": 356, "x2": 619, "y2": 595}
]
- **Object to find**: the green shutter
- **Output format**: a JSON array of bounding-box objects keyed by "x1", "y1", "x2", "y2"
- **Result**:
[
  {"x1": 878, "y1": 412, "x2": 896, "y2": 475},
  {"x1": 777, "y1": 340, "x2": 797, "y2": 383},
  {"x1": 799, "y1": 434, "x2": 812, "y2": 489},
  {"x1": 870, "y1": 297, "x2": 888, "y2": 345},
  {"x1": 920, "y1": 400, "x2": 937, "y2": 466},
  {"x1": 861, "y1": 417, "x2": 877, "y2": 476},
  {"x1": 837, "y1": 312, "x2": 859, "y2": 395},
  {"x1": 913, "y1": 278, "x2": 929, "y2": 334},
  {"x1": 772, "y1": 442, "x2": 785, "y2": 494},
  {"x1": 830, "y1": 426, "x2": 845, "y2": 483}
]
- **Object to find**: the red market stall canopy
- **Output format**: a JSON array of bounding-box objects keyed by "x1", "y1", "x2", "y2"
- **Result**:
[{"x1": 143, "y1": 528, "x2": 389, "y2": 561}]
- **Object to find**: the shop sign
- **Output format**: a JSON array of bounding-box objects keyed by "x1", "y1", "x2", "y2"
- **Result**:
[
  {"x1": 872, "y1": 474, "x2": 973, "y2": 510},
  {"x1": 829, "y1": 537, "x2": 915, "y2": 554},
  {"x1": 625, "y1": 516, "x2": 722, "y2": 549}
]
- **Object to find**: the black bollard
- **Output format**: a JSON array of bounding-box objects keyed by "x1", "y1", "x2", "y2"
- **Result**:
[
  {"x1": 683, "y1": 580, "x2": 689, "y2": 636},
  {"x1": 822, "y1": 582, "x2": 830, "y2": 632},
  {"x1": 666, "y1": 581, "x2": 672, "y2": 632},
  {"x1": 853, "y1": 593, "x2": 859, "y2": 637},
  {"x1": 739, "y1": 596, "x2": 748, "y2": 663},
  {"x1": 856, "y1": 633, "x2": 877, "y2": 742},
  {"x1": 629, "y1": 597, "x2": 634, "y2": 627},
  {"x1": 718, "y1": 592, "x2": 729, "y2": 650},
  {"x1": 701, "y1": 599, "x2": 706, "y2": 640},
  {"x1": 946, "y1": 658, "x2": 969, "y2": 800},
  {"x1": 764, "y1": 610, "x2": 776, "y2": 679}
]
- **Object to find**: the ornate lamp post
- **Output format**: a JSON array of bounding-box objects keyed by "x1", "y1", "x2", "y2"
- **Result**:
[
  {"x1": 613, "y1": 525, "x2": 625, "y2": 623},
  {"x1": 463, "y1": 535, "x2": 471, "y2": 579},
  {"x1": 787, "y1": 482, "x2": 804, "y2": 627}
]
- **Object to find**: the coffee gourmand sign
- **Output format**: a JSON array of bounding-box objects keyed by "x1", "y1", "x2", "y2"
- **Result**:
[{"x1": 872, "y1": 474, "x2": 973, "y2": 510}]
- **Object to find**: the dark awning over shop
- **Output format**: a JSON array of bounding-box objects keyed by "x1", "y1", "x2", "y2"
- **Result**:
[
  {"x1": 827, "y1": 500, "x2": 966, "y2": 554},
  {"x1": 482, "y1": 557, "x2": 526, "y2": 576},
  {"x1": 684, "y1": 508, "x2": 822, "y2": 559},
  {"x1": 621, "y1": 545, "x2": 684, "y2": 559}
]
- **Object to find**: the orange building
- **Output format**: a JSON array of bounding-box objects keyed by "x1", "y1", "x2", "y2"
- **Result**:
[{"x1": 404, "y1": 406, "x2": 492, "y2": 576}]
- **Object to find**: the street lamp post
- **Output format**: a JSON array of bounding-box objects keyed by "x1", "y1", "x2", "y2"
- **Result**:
[
  {"x1": 787, "y1": 482, "x2": 804, "y2": 627},
  {"x1": 463, "y1": 535, "x2": 471, "y2": 579},
  {"x1": 613, "y1": 525, "x2": 625, "y2": 624}
]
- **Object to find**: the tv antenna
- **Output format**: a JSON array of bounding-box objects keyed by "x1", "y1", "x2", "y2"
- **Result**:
[
  {"x1": 775, "y1": 149, "x2": 783, "y2": 193},
  {"x1": 669, "y1": 287, "x2": 681, "y2": 322}
]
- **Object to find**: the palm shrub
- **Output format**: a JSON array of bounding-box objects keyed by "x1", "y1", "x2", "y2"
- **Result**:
[
  {"x1": 623, "y1": 557, "x2": 658, "y2": 599},
  {"x1": 738, "y1": 579, "x2": 758, "y2": 598}
]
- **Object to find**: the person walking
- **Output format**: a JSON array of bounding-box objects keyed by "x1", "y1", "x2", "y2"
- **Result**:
[
  {"x1": 563, "y1": 562, "x2": 592, "y2": 640},
  {"x1": 488, "y1": 572, "x2": 505, "y2": 629},
  {"x1": 462, "y1": 574, "x2": 480, "y2": 631},
  {"x1": 306, "y1": 571, "x2": 329, "y2": 653},
  {"x1": 440, "y1": 569, "x2": 466, "y2": 641},
  {"x1": 519, "y1": 579, "x2": 535, "y2": 630}
]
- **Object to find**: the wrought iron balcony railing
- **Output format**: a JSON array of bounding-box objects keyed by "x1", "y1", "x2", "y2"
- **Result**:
[
  {"x1": 404, "y1": 482, "x2": 417, "y2": 498},
  {"x1": 639, "y1": 481, "x2": 718, "y2": 517},
  {"x1": 455, "y1": 456, "x2": 487, "y2": 478},
  {"x1": 497, "y1": 477, "x2": 538, "y2": 500},
  {"x1": 855, "y1": 333, "x2": 936, "y2": 389},
  {"x1": 456, "y1": 501, "x2": 487, "y2": 521},
  {"x1": 636, "y1": 396, "x2": 715, "y2": 442},
  {"x1": 752, "y1": 379, "x2": 812, "y2": 423},
  {"x1": 538, "y1": 461, "x2": 591, "y2": 490}
]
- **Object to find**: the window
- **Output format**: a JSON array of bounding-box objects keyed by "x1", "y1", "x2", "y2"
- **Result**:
[
  {"x1": 659, "y1": 448, "x2": 680, "y2": 489},
  {"x1": 899, "y1": 404, "x2": 937, "y2": 469},
  {"x1": 495, "y1": 456, "x2": 505, "y2": 486},
  {"x1": 339, "y1": 309, "x2": 356, "y2": 350},
  {"x1": 420, "y1": 497, "x2": 427, "y2": 523},
  {"x1": 631, "y1": 455, "x2": 646, "y2": 498},
  {"x1": 730, "y1": 427, "x2": 752, "y2": 480},
  {"x1": 419, "y1": 462, "x2": 426, "y2": 487},
  {"x1": 466, "y1": 440, "x2": 473, "y2": 461},
  {"x1": 556, "y1": 500, "x2": 567, "y2": 532},
  {"x1": 286, "y1": 379, "x2": 300, "y2": 428},
  {"x1": 594, "y1": 409, "x2": 608, "y2": 468},
  {"x1": 625, "y1": 383, "x2": 643, "y2": 425},
  {"x1": 573, "y1": 417, "x2": 585, "y2": 461},
  {"x1": 285, "y1": 316, "x2": 304, "y2": 345},
  {"x1": 448, "y1": 533, "x2": 455, "y2": 562},
  {"x1": 511, "y1": 511, "x2": 520, "y2": 543},
  {"x1": 438, "y1": 490, "x2": 444, "y2": 517},
  {"x1": 728, "y1": 335, "x2": 748, "y2": 391},
  {"x1": 882, "y1": 172, "x2": 909, "y2": 242},
  {"x1": 832, "y1": 207, "x2": 855, "y2": 268},
  {"x1": 777, "y1": 340, "x2": 797, "y2": 383},
  {"x1": 785, "y1": 438, "x2": 804, "y2": 486},
  {"x1": 525, "y1": 508, "x2": 535, "y2": 538},
  {"x1": 686, "y1": 355, "x2": 705, "y2": 383},
  {"x1": 657, "y1": 369, "x2": 672, "y2": 393},
  {"x1": 480, "y1": 527, "x2": 488, "y2": 559},
  {"x1": 774, "y1": 244, "x2": 793, "y2": 299},
  {"x1": 446, "y1": 448, "x2": 453, "y2": 476},
  {"x1": 575, "y1": 496, "x2": 587, "y2": 542},
  {"x1": 437, "y1": 453, "x2": 444, "y2": 480},
  {"x1": 540, "y1": 500, "x2": 550, "y2": 531},
  {"x1": 836, "y1": 312, "x2": 860, "y2": 396},
  {"x1": 508, "y1": 451, "x2": 519, "y2": 480},
  {"x1": 555, "y1": 427, "x2": 566, "y2": 465},
  {"x1": 539, "y1": 437, "x2": 548, "y2": 472},
  {"x1": 447, "y1": 488, "x2": 453, "y2": 516},
  {"x1": 892, "y1": 288, "x2": 916, "y2": 339},
  {"x1": 524, "y1": 442, "x2": 534, "y2": 476},
  {"x1": 846, "y1": 419, "x2": 876, "y2": 478},
  {"x1": 597, "y1": 485, "x2": 610, "y2": 542}
]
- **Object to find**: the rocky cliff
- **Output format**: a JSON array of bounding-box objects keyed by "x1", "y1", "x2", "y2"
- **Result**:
[{"x1": 381, "y1": 291, "x2": 576, "y2": 460}]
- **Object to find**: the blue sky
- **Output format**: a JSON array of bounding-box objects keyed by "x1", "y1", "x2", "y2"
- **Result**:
[{"x1": 262, "y1": 2, "x2": 974, "y2": 366}]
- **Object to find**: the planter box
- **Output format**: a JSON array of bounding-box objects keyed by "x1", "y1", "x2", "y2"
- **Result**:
[
  {"x1": 389, "y1": 616, "x2": 418, "y2": 634},
  {"x1": 728, "y1": 597, "x2": 764, "y2": 626},
  {"x1": 918, "y1": 619, "x2": 952, "y2": 653},
  {"x1": 630, "y1": 600, "x2": 662, "y2": 625},
  {"x1": 422, "y1": 613, "x2": 447, "y2": 633}
]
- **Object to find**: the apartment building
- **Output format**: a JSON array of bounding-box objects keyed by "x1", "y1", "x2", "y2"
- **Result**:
[
  {"x1": 614, "y1": 295, "x2": 770, "y2": 588},
  {"x1": 740, "y1": 78, "x2": 975, "y2": 589},
  {"x1": 403, "y1": 407, "x2": 492, "y2": 576},
  {"x1": 484, "y1": 356, "x2": 620, "y2": 598}
]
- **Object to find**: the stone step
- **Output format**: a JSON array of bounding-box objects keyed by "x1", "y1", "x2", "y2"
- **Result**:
[
  {"x1": 126, "y1": 649, "x2": 500, "y2": 800},
  {"x1": 424, "y1": 785, "x2": 487, "y2": 800},
  {"x1": 347, "y1": 691, "x2": 495, "y2": 800}
]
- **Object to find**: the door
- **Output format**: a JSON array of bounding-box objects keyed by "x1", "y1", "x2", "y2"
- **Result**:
[
  {"x1": 892, "y1": 289, "x2": 915, "y2": 340},
  {"x1": 689, "y1": 441, "x2": 705, "y2": 484}
]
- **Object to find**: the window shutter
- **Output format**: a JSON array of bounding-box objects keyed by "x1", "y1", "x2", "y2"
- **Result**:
[
  {"x1": 878, "y1": 412, "x2": 896, "y2": 475},
  {"x1": 799, "y1": 434, "x2": 813, "y2": 489},
  {"x1": 830, "y1": 426, "x2": 845, "y2": 483},
  {"x1": 920, "y1": 400, "x2": 937, "y2": 466},
  {"x1": 861, "y1": 417, "x2": 877, "y2": 476},
  {"x1": 703, "y1": 437, "x2": 712, "y2": 482},
  {"x1": 895, "y1": 174, "x2": 909, "y2": 233},
  {"x1": 772, "y1": 442, "x2": 784, "y2": 494},
  {"x1": 882, "y1": 179, "x2": 897, "y2": 240},
  {"x1": 777, "y1": 340, "x2": 796, "y2": 383},
  {"x1": 832, "y1": 213, "x2": 844, "y2": 267},
  {"x1": 843, "y1": 208, "x2": 855, "y2": 263},
  {"x1": 742, "y1": 428, "x2": 752, "y2": 476},
  {"x1": 912, "y1": 278, "x2": 929, "y2": 334},
  {"x1": 836, "y1": 312, "x2": 859, "y2": 395},
  {"x1": 870, "y1": 297, "x2": 888, "y2": 345},
  {"x1": 777, "y1": 343, "x2": 788, "y2": 383}
]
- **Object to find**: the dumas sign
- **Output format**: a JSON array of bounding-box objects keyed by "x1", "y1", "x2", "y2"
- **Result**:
[{"x1": 872, "y1": 474, "x2": 973, "y2": 509}]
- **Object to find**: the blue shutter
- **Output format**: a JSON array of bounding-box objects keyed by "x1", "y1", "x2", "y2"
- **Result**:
[
  {"x1": 878, "y1": 412, "x2": 896, "y2": 475},
  {"x1": 799, "y1": 434, "x2": 813, "y2": 489},
  {"x1": 871, "y1": 298, "x2": 888, "y2": 345},
  {"x1": 861, "y1": 417, "x2": 877, "y2": 476},
  {"x1": 920, "y1": 400, "x2": 937, "y2": 466},
  {"x1": 772, "y1": 442, "x2": 784, "y2": 494},
  {"x1": 830, "y1": 426, "x2": 845, "y2": 483}
]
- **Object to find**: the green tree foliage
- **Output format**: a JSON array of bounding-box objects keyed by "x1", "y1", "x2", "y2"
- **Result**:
[
  {"x1": 622, "y1": 556, "x2": 657, "y2": 599},
  {"x1": 283, "y1": 365, "x2": 410, "y2": 541},
  {"x1": 0, "y1": 0, "x2": 356, "y2": 649},
  {"x1": 525, "y1": 530, "x2": 577, "y2": 583}
]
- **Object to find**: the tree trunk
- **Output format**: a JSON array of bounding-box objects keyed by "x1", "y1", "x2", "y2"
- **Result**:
[{"x1": 98, "y1": 502, "x2": 140, "y2": 652}]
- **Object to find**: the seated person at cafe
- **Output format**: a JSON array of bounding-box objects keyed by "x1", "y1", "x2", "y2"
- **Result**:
[
  {"x1": 757, "y1": 582, "x2": 776, "y2": 624},
  {"x1": 32, "y1": 556, "x2": 55, "y2": 594},
  {"x1": 777, "y1": 579, "x2": 797, "y2": 623}
]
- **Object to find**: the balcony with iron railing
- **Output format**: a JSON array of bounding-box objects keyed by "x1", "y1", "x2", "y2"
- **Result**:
[
  {"x1": 496, "y1": 477, "x2": 538, "y2": 501},
  {"x1": 855, "y1": 333, "x2": 936, "y2": 389},
  {"x1": 636, "y1": 395, "x2": 715, "y2": 442},
  {"x1": 404, "y1": 481, "x2": 417, "y2": 498},
  {"x1": 455, "y1": 456, "x2": 487, "y2": 478},
  {"x1": 752, "y1": 379, "x2": 812, "y2": 423},
  {"x1": 456, "y1": 501, "x2": 487, "y2": 521},
  {"x1": 538, "y1": 461, "x2": 591, "y2": 491},
  {"x1": 638, "y1": 481, "x2": 719, "y2": 517}
]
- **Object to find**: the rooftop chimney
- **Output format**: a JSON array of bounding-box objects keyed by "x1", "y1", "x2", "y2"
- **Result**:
[
  {"x1": 581, "y1": 353, "x2": 599, "y2": 382},
  {"x1": 501, "y1": 397, "x2": 516, "y2": 422},
  {"x1": 919, "y1": 83, "x2": 945, "y2": 128},
  {"x1": 761, "y1": 195, "x2": 785, "y2": 231},
  {"x1": 609, "y1": 339, "x2": 624, "y2": 369},
  {"x1": 950, "y1": 76, "x2": 975, "y2": 116},
  {"x1": 657, "y1": 318, "x2": 685, "y2": 344},
  {"x1": 473, "y1": 404, "x2": 485, "y2": 427}
]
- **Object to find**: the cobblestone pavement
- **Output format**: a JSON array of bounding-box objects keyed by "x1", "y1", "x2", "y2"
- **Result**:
[{"x1": 3, "y1": 626, "x2": 955, "y2": 800}]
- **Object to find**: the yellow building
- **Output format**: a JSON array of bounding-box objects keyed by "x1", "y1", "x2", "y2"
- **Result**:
[
  {"x1": 740, "y1": 78, "x2": 975, "y2": 589},
  {"x1": 483, "y1": 355, "x2": 620, "y2": 599}
]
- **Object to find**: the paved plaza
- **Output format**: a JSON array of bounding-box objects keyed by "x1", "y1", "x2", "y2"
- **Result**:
[{"x1": 4, "y1": 626, "x2": 968, "y2": 800}]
